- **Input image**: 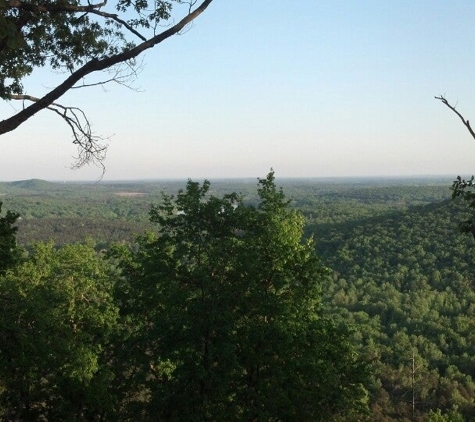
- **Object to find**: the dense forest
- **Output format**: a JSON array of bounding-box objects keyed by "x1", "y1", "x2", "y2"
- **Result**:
[{"x1": 0, "y1": 175, "x2": 474, "y2": 421}]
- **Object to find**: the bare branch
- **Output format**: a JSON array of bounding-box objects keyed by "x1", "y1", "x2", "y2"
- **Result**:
[
  {"x1": 71, "y1": 61, "x2": 144, "y2": 91},
  {"x1": 184, "y1": 1, "x2": 198, "y2": 14},
  {"x1": 9, "y1": 94, "x2": 108, "y2": 175},
  {"x1": 435, "y1": 95, "x2": 475, "y2": 141}
]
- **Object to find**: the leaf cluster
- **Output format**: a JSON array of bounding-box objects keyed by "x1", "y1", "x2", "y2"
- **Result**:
[
  {"x1": 0, "y1": 201, "x2": 20, "y2": 274},
  {"x1": 0, "y1": 242, "x2": 119, "y2": 420},
  {"x1": 0, "y1": 0, "x2": 179, "y2": 97},
  {"x1": 451, "y1": 175, "x2": 475, "y2": 236}
]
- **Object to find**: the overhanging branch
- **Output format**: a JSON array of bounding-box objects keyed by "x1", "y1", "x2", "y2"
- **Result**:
[
  {"x1": 0, "y1": 0, "x2": 212, "y2": 134},
  {"x1": 0, "y1": 0, "x2": 213, "y2": 165}
]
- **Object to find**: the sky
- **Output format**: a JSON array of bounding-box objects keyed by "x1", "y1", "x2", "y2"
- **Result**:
[{"x1": 2, "y1": 0, "x2": 475, "y2": 181}]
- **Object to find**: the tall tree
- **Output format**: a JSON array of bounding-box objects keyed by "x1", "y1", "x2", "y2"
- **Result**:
[
  {"x1": 113, "y1": 171, "x2": 369, "y2": 420},
  {"x1": 0, "y1": 201, "x2": 20, "y2": 274},
  {"x1": 0, "y1": 0, "x2": 214, "y2": 167}
]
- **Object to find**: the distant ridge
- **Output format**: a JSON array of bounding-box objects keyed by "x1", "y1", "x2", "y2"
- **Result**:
[{"x1": 8, "y1": 179, "x2": 55, "y2": 190}]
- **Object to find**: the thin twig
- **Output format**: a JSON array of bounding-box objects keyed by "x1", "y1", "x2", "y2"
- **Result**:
[
  {"x1": 9, "y1": 94, "x2": 108, "y2": 176},
  {"x1": 71, "y1": 61, "x2": 144, "y2": 91}
]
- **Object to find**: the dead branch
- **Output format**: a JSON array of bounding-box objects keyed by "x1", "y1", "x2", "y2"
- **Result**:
[
  {"x1": 9, "y1": 94, "x2": 108, "y2": 175},
  {"x1": 435, "y1": 95, "x2": 475, "y2": 141}
]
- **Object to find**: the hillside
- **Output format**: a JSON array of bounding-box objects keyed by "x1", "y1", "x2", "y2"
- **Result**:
[
  {"x1": 312, "y1": 199, "x2": 475, "y2": 421},
  {"x1": 2, "y1": 178, "x2": 475, "y2": 419},
  {"x1": 8, "y1": 179, "x2": 55, "y2": 190},
  {"x1": 0, "y1": 179, "x2": 80, "y2": 197}
]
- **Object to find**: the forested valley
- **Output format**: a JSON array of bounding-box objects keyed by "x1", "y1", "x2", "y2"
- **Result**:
[{"x1": 0, "y1": 174, "x2": 474, "y2": 421}]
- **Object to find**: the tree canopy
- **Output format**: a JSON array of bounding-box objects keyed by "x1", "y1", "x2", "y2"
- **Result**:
[
  {"x1": 111, "y1": 171, "x2": 369, "y2": 420},
  {"x1": 0, "y1": 241, "x2": 119, "y2": 420},
  {"x1": 0, "y1": 0, "x2": 214, "y2": 167}
]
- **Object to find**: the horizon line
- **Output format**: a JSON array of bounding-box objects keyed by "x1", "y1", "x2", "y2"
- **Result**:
[{"x1": 0, "y1": 173, "x2": 466, "y2": 184}]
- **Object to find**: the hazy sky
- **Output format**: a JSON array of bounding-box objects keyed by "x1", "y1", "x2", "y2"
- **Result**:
[{"x1": 2, "y1": 0, "x2": 475, "y2": 181}]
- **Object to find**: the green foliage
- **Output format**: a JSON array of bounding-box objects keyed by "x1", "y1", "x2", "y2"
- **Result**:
[
  {"x1": 0, "y1": 242, "x2": 119, "y2": 420},
  {"x1": 0, "y1": 0, "x2": 179, "y2": 98},
  {"x1": 315, "y1": 199, "x2": 475, "y2": 421},
  {"x1": 451, "y1": 175, "x2": 475, "y2": 236},
  {"x1": 0, "y1": 201, "x2": 20, "y2": 274},
  {"x1": 113, "y1": 172, "x2": 369, "y2": 420},
  {"x1": 4, "y1": 176, "x2": 475, "y2": 420},
  {"x1": 427, "y1": 408, "x2": 465, "y2": 422}
]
